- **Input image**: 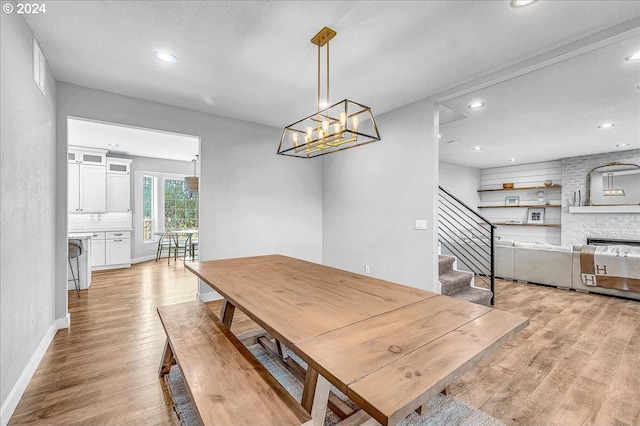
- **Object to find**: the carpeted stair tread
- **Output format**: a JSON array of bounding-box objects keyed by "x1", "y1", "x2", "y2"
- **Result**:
[
  {"x1": 438, "y1": 255, "x2": 456, "y2": 275},
  {"x1": 439, "y1": 255, "x2": 492, "y2": 307},
  {"x1": 448, "y1": 287, "x2": 493, "y2": 306},
  {"x1": 440, "y1": 269, "x2": 474, "y2": 295}
]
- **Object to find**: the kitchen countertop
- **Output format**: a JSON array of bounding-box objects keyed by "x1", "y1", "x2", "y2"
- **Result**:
[
  {"x1": 69, "y1": 228, "x2": 133, "y2": 233},
  {"x1": 68, "y1": 233, "x2": 93, "y2": 239}
]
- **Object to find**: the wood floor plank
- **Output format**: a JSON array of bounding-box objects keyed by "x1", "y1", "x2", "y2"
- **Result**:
[
  {"x1": 452, "y1": 280, "x2": 640, "y2": 426},
  {"x1": 8, "y1": 262, "x2": 640, "y2": 426}
]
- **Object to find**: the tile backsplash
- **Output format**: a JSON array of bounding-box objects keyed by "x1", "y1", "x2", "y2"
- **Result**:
[{"x1": 69, "y1": 212, "x2": 133, "y2": 231}]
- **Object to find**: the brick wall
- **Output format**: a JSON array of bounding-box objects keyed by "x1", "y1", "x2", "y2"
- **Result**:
[{"x1": 561, "y1": 149, "x2": 640, "y2": 247}]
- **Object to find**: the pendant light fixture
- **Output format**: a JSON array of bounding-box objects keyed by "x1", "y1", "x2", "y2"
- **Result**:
[
  {"x1": 185, "y1": 155, "x2": 199, "y2": 193},
  {"x1": 603, "y1": 172, "x2": 625, "y2": 196},
  {"x1": 277, "y1": 27, "x2": 381, "y2": 158}
]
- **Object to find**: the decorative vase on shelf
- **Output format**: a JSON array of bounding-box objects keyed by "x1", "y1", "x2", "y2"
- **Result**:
[{"x1": 544, "y1": 180, "x2": 553, "y2": 187}]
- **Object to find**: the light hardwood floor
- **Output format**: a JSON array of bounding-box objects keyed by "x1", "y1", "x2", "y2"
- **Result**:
[{"x1": 9, "y1": 260, "x2": 640, "y2": 425}]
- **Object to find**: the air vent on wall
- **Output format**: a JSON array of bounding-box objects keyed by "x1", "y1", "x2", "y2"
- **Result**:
[{"x1": 33, "y1": 38, "x2": 46, "y2": 95}]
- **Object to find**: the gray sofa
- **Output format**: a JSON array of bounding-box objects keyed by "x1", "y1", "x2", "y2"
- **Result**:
[
  {"x1": 442, "y1": 238, "x2": 640, "y2": 299},
  {"x1": 512, "y1": 241, "x2": 572, "y2": 289}
]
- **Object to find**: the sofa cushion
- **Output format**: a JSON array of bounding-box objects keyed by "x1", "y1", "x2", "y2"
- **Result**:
[{"x1": 514, "y1": 241, "x2": 571, "y2": 252}]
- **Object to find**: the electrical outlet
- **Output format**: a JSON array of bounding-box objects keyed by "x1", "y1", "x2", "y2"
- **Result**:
[{"x1": 365, "y1": 265, "x2": 370, "y2": 274}]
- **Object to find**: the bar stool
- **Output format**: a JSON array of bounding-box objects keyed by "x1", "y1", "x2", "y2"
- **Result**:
[{"x1": 68, "y1": 240, "x2": 82, "y2": 298}]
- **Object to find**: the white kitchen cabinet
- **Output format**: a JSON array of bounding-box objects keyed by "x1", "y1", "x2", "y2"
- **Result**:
[
  {"x1": 90, "y1": 232, "x2": 106, "y2": 267},
  {"x1": 106, "y1": 158, "x2": 131, "y2": 174},
  {"x1": 106, "y1": 158, "x2": 132, "y2": 212},
  {"x1": 68, "y1": 162, "x2": 80, "y2": 212},
  {"x1": 68, "y1": 147, "x2": 106, "y2": 165},
  {"x1": 106, "y1": 231, "x2": 131, "y2": 266},
  {"x1": 68, "y1": 147, "x2": 107, "y2": 213},
  {"x1": 80, "y1": 164, "x2": 106, "y2": 212}
]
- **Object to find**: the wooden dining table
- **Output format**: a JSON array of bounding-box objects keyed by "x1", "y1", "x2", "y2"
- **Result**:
[{"x1": 186, "y1": 254, "x2": 528, "y2": 426}]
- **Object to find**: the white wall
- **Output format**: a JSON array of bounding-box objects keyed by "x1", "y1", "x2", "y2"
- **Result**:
[
  {"x1": 0, "y1": 11, "x2": 57, "y2": 422},
  {"x1": 322, "y1": 99, "x2": 439, "y2": 292},
  {"x1": 479, "y1": 160, "x2": 562, "y2": 245},
  {"x1": 56, "y1": 82, "x2": 324, "y2": 301},
  {"x1": 439, "y1": 161, "x2": 481, "y2": 209},
  {"x1": 561, "y1": 149, "x2": 640, "y2": 247}
]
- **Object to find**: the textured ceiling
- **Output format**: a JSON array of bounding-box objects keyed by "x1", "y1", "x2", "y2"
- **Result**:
[
  {"x1": 440, "y1": 34, "x2": 640, "y2": 168},
  {"x1": 24, "y1": 1, "x2": 640, "y2": 167}
]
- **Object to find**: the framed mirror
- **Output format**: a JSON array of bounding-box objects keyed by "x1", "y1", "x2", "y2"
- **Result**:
[{"x1": 587, "y1": 162, "x2": 640, "y2": 206}]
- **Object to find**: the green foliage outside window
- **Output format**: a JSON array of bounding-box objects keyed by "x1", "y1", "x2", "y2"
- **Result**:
[
  {"x1": 164, "y1": 179, "x2": 199, "y2": 231},
  {"x1": 143, "y1": 176, "x2": 153, "y2": 241}
]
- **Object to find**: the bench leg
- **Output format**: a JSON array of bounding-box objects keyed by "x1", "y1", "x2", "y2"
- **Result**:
[
  {"x1": 220, "y1": 299, "x2": 236, "y2": 328},
  {"x1": 158, "y1": 338, "x2": 175, "y2": 377},
  {"x1": 415, "y1": 386, "x2": 451, "y2": 415}
]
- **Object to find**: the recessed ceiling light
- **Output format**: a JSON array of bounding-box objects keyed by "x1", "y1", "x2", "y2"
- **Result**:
[
  {"x1": 468, "y1": 101, "x2": 485, "y2": 109},
  {"x1": 471, "y1": 146, "x2": 483, "y2": 151},
  {"x1": 510, "y1": 0, "x2": 537, "y2": 7},
  {"x1": 438, "y1": 134, "x2": 443, "y2": 139},
  {"x1": 509, "y1": 158, "x2": 518, "y2": 162},
  {"x1": 448, "y1": 140, "x2": 459, "y2": 145},
  {"x1": 108, "y1": 143, "x2": 119, "y2": 147},
  {"x1": 153, "y1": 51, "x2": 177, "y2": 64},
  {"x1": 625, "y1": 52, "x2": 640, "y2": 62},
  {"x1": 616, "y1": 143, "x2": 630, "y2": 148},
  {"x1": 636, "y1": 84, "x2": 640, "y2": 92},
  {"x1": 597, "y1": 122, "x2": 615, "y2": 129}
]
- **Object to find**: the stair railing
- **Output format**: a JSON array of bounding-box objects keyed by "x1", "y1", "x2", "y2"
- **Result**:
[{"x1": 438, "y1": 186, "x2": 496, "y2": 305}]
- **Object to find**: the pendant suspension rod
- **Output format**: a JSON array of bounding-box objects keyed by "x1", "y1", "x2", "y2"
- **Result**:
[
  {"x1": 317, "y1": 43, "x2": 321, "y2": 115},
  {"x1": 326, "y1": 40, "x2": 330, "y2": 110}
]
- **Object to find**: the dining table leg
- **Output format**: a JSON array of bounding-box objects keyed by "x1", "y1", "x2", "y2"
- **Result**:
[
  {"x1": 220, "y1": 299, "x2": 236, "y2": 328},
  {"x1": 301, "y1": 367, "x2": 330, "y2": 425},
  {"x1": 301, "y1": 367, "x2": 319, "y2": 414}
]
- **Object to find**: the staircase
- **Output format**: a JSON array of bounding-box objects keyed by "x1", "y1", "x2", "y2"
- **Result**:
[
  {"x1": 438, "y1": 185, "x2": 496, "y2": 305},
  {"x1": 439, "y1": 255, "x2": 493, "y2": 306}
]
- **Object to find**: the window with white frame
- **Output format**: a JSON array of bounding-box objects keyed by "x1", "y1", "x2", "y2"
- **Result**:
[
  {"x1": 142, "y1": 175, "x2": 154, "y2": 241},
  {"x1": 139, "y1": 172, "x2": 198, "y2": 242},
  {"x1": 163, "y1": 178, "x2": 198, "y2": 231}
]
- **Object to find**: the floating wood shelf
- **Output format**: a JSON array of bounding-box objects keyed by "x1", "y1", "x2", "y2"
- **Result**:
[
  {"x1": 478, "y1": 185, "x2": 562, "y2": 193},
  {"x1": 478, "y1": 204, "x2": 561, "y2": 209},
  {"x1": 493, "y1": 222, "x2": 561, "y2": 228}
]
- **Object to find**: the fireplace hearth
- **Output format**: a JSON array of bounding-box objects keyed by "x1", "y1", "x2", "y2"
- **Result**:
[{"x1": 587, "y1": 237, "x2": 640, "y2": 247}]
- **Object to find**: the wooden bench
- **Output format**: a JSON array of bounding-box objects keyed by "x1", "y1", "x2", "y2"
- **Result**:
[{"x1": 157, "y1": 300, "x2": 329, "y2": 426}]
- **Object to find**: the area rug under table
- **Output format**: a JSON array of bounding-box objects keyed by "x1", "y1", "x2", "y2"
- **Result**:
[{"x1": 165, "y1": 343, "x2": 504, "y2": 426}]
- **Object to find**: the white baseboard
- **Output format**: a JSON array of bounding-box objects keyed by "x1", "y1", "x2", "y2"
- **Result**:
[
  {"x1": 56, "y1": 313, "x2": 70, "y2": 330},
  {"x1": 1, "y1": 322, "x2": 57, "y2": 426},
  {"x1": 132, "y1": 254, "x2": 157, "y2": 264}
]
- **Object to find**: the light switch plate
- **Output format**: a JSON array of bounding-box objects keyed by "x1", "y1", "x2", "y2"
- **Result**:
[{"x1": 414, "y1": 219, "x2": 427, "y2": 230}]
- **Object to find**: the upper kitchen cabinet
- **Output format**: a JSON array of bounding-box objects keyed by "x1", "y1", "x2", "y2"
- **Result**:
[
  {"x1": 68, "y1": 147, "x2": 107, "y2": 213},
  {"x1": 106, "y1": 158, "x2": 132, "y2": 212}
]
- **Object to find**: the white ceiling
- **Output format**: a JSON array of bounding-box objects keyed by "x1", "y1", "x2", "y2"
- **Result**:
[
  {"x1": 68, "y1": 118, "x2": 199, "y2": 162},
  {"x1": 439, "y1": 34, "x2": 640, "y2": 168},
  {"x1": 24, "y1": 1, "x2": 640, "y2": 166}
]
